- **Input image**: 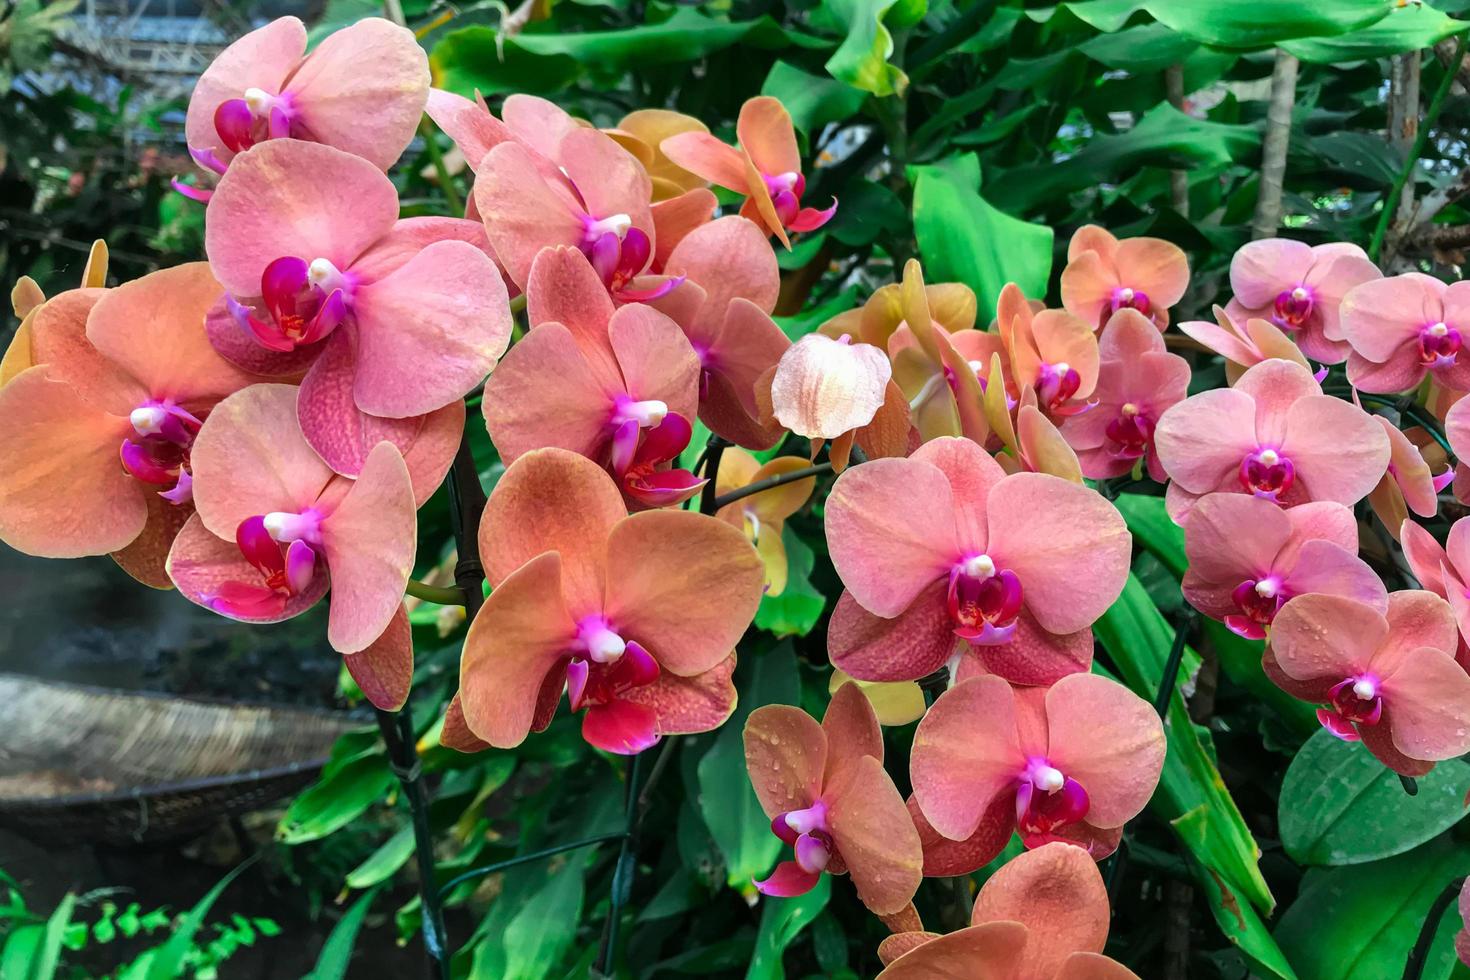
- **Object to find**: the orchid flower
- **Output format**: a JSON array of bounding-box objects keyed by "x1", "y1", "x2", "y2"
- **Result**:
[
  {"x1": 715, "y1": 449, "x2": 818, "y2": 596},
  {"x1": 457, "y1": 448, "x2": 764, "y2": 754},
  {"x1": 1002, "y1": 305, "x2": 1099, "y2": 419},
  {"x1": 1153, "y1": 358, "x2": 1390, "y2": 521},
  {"x1": 1266, "y1": 591, "x2": 1470, "y2": 775},
  {"x1": 828, "y1": 672, "x2": 925, "y2": 727},
  {"x1": 1177, "y1": 305, "x2": 1313, "y2": 385},
  {"x1": 824, "y1": 437, "x2": 1130, "y2": 687},
  {"x1": 770, "y1": 332, "x2": 892, "y2": 443},
  {"x1": 1223, "y1": 238, "x2": 1380, "y2": 364},
  {"x1": 483, "y1": 246, "x2": 701, "y2": 484},
  {"x1": 1340, "y1": 273, "x2": 1470, "y2": 393},
  {"x1": 2, "y1": 239, "x2": 109, "y2": 386},
  {"x1": 1366, "y1": 415, "x2": 1450, "y2": 535},
  {"x1": 743, "y1": 682, "x2": 922, "y2": 912},
  {"x1": 649, "y1": 216, "x2": 793, "y2": 450},
  {"x1": 166, "y1": 383, "x2": 416, "y2": 662},
  {"x1": 1400, "y1": 517, "x2": 1470, "y2": 670},
  {"x1": 1181, "y1": 494, "x2": 1386, "y2": 639},
  {"x1": 1059, "y1": 225, "x2": 1188, "y2": 331},
  {"x1": 1061, "y1": 309, "x2": 1190, "y2": 483},
  {"x1": 910, "y1": 673, "x2": 1165, "y2": 867},
  {"x1": 877, "y1": 841, "x2": 1139, "y2": 979},
  {"x1": 981, "y1": 365, "x2": 1086, "y2": 484},
  {"x1": 660, "y1": 96, "x2": 836, "y2": 247},
  {"x1": 204, "y1": 140, "x2": 509, "y2": 479},
  {"x1": 827, "y1": 275, "x2": 979, "y2": 352},
  {"x1": 0, "y1": 265, "x2": 258, "y2": 588},
  {"x1": 181, "y1": 16, "x2": 429, "y2": 198},
  {"x1": 613, "y1": 109, "x2": 712, "y2": 200}
]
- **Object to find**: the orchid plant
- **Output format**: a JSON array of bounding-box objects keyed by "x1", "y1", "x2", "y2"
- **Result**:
[{"x1": 15, "y1": 5, "x2": 1470, "y2": 978}]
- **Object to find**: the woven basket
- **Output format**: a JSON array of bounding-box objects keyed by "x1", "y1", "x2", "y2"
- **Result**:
[{"x1": 0, "y1": 673, "x2": 359, "y2": 846}]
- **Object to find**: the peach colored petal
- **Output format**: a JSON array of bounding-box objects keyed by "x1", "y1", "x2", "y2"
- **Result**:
[
  {"x1": 1376, "y1": 641, "x2": 1470, "y2": 761},
  {"x1": 878, "y1": 932, "x2": 941, "y2": 967},
  {"x1": 743, "y1": 703, "x2": 827, "y2": 817},
  {"x1": 626, "y1": 653, "x2": 737, "y2": 735},
  {"x1": 608, "y1": 303, "x2": 701, "y2": 423},
  {"x1": 1067, "y1": 225, "x2": 1118, "y2": 263},
  {"x1": 876, "y1": 921, "x2": 1030, "y2": 980},
  {"x1": 971, "y1": 840, "x2": 1109, "y2": 975},
  {"x1": 424, "y1": 89, "x2": 516, "y2": 175},
  {"x1": 771, "y1": 334, "x2": 892, "y2": 439},
  {"x1": 1282, "y1": 395, "x2": 1390, "y2": 506},
  {"x1": 602, "y1": 509, "x2": 763, "y2": 675},
  {"x1": 1017, "y1": 405, "x2": 1084, "y2": 483},
  {"x1": 911, "y1": 437, "x2": 1006, "y2": 548},
  {"x1": 1059, "y1": 249, "x2": 1113, "y2": 328},
  {"x1": 1402, "y1": 518, "x2": 1450, "y2": 596},
  {"x1": 1116, "y1": 236, "x2": 1188, "y2": 309},
  {"x1": 823, "y1": 680, "x2": 885, "y2": 779},
  {"x1": 828, "y1": 584, "x2": 956, "y2": 682},
  {"x1": 1182, "y1": 492, "x2": 1291, "y2": 586},
  {"x1": 481, "y1": 322, "x2": 619, "y2": 464},
  {"x1": 346, "y1": 603, "x2": 413, "y2": 711},
  {"x1": 662, "y1": 215, "x2": 781, "y2": 318},
  {"x1": 474, "y1": 142, "x2": 587, "y2": 289},
  {"x1": 1153, "y1": 387, "x2": 1258, "y2": 493},
  {"x1": 1044, "y1": 673, "x2": 1165, "y2": 828},
  {"x1": 1055, "y1": 952, "x2": 1141, "y2": 980},
  {"x1": 911, "y1": 676, "x2": 1025, "y2": 841},
  {"x1": 659, "y1": 131, "x2": 750, "y2": 193},
  {"x1": 459, "y1": 551, "x2": 578, "y2": 748},
  {"x1": 650, "y1": 189, "x2": 717, "y2": 269},
  {"x1": 737, "y1": 96, "x2": 800, "y2": 177},
  {"x1": 560, "y1": 127, "x2": 654, "y2": 242},
  {"x1": 1339, "y1": 273, "x2": 1441, "y2": 363},
  {"x1": 620, "y1": 109, "x2": 710, "y2": 193},
  {"x1": 1270, "y1": 593, "x2": 1386, "y2": 682},
  {"x1": 111, "y1": 491, "x2": 193, "y2": 589},
  {"x1": 971, "y1": 612, "x2": 1094, "y2": 687},
  {"x1": 908, "y1": 794, "x2": 1013, "y2": 877},
  {"x1": 27, "y1": 288, "x2": 140, "y2": 415},
  {"x1": 439, "y1": 693, "x2": 490, "y2": 753},
  {"x1": 501, "y1": 94, "x2": 581, "y2": 162},
  {"x1": 1230, "y1": 238, "x2": 1315, "y2": 308},
  {"x1": 184, "y1": 17, "x2": 306, "y2": 161},
  {"x1": 828, "y1": 754, "x2": 924, "y2": 915}
]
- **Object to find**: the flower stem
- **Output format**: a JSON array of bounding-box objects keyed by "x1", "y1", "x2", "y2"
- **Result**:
[
  {"x1": 595, "y1": 751, "x2": 645, "y2": 974},
  {"x1": 421, "y1": 120, "x2": 464, "y2": 218},
  {"x1": 446, "y1": 437, "x2": 488, "y2": 619},
  {"x1": 1401, "y1": 875, "x2": 1465, "y2": 980},
  {"x1": 437, "y1": 832, "x2": 629, "y2": 897},
  {"x1": 405, "y1": 579, "x2": 466, "y2": 606},
  {"x1": 710, "y1": 461, "x2": 833, "y2": 511},
  {"x1": 698, "y1": 436, "x2": 731, "y2": 515}
]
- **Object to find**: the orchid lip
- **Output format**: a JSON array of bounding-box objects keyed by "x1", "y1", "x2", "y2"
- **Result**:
[{"x1": 262, "y1": 509, "x2": 323, "y2": 546}]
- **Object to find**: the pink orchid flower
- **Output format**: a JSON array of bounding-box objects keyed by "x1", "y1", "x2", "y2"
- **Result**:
[
  {"x1": 1400, "y1": 517, "x2": 1470, "y2": 670},
  {"x1": 1003, "y1": 306, "x2": 1099, "y2": 419},
  {"x1": 483, "y1": 247, "x2": 701, "y2": 486},
  {"x1": 981, "y1": 370, "x2": 1085, "y2": 485},
  {"x1": 457, "y1": 448, "x2": 763, "y2": 754},
  {"x1": 1153, "y1": 359, "x2": 1390, "y2": 520},
  {"x1": 1177, "y1": 305, "x2": 1313, "y2": 386},
  {"x1": 166, "y1": 383, "x2": 415, "y2": 659},
  {"x1": 1059, "y1": 225, "x2": 1188, "y2": 331},
  {"x1": 1061, "y1": 309, "x2": 1190, "y2": 482},
  {"x1": 660, "y1": 96, "x2": 836, "y2": 247},
  {"x1": 204, "y1": 140, "x2": 510, "y2": 477},
  {"x1": 0, "y1": 265, "x2": 257, "y2": 587},
  {"x1": 770, "y1": 332, "x2": 892, "y2": 440},
  {"x1": 877, "y1": 842, "x2": 1139, "y2": 980},
  {"x1": 180, "y1": 16, "x2": 429, "y2": 197},
  {"x1": 824, "y1": 437, "x2": 1131, "y2": 687},
  {"x1": 715, "y1": 450, "x2": 818, "y2": 596},
  {"x1": 1367, "y1": 416, "x2": 1450, "y2": 535},
  {"x1": 1340, "y1": 273, "x2": 1470, "y2": 393},
  {"x1": 910, "y1": 673, "x2": 1165, "y2": 866},
  {"x1": 1266, "y1": 591, "x2": 1470, "y2": 775},
  {"x1": 1223, "y1": 238, "x2": 1380, "y2": 365},
  {"x1": 1181, "y1": 494, "x2": 1386, "y2": 639},
  {"x1": 650, "y1": 216, "x2": 793, "y2": 450},
  {"x1": 743, "y1": 683, "x2": 922, "y2": 912}
]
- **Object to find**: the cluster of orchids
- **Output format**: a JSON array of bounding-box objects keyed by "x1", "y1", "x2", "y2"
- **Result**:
[{"x1": 8, "y1": 11, "x2": 1470, "y2": 975}]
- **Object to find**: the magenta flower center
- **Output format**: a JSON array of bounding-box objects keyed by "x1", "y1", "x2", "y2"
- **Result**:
[
  {"x1": 1036, "y1": 361, "x2": 1082, "y2": 412},
  {"x1": 774, "y1": 800, "x2": 833, "y2": 871},
  {"x1": 762, "y1": 171, "x2": 807, "y2": 227},
  {"x1": 1418, "y1": 320, "x2": 1463, "y2": 369},
  {"x1": 1319, "y1": 674, "x2": 1384, "y2": 740},
  {"x1": 1104, "y1": 402, "x2": 1153, "y2": 461},
  {"x1": 580, "y1": 213, "x2": 678, "y2": 302},
  {"x1": 946, "y1": 554, "x2": 1023, "y2": 645},
  {"x1": 120, "y1": 399, "x2": 200, "y2": 504},
  {"x1": 213, "y1": 88, "x2": 298, "y2": 155},
  {"x1": 1109, "y1": 286, "x2": 1151, "y2": 319},
  {"x1": 1015, "y1": 758, "x2": 1090, "y2": 845},
  {"x1": 1272, "y1": 286, "x2": 1315, "y2": 331},
  {"x1": 1239, "y1": 448, "x2": 1294, "y2": 501},
  {"x1": 229, "y1": 256, "x2": 349, "y2": 353},
  {"x1": 564, "y1": 619, "x2": 660, "y2": 714},
  {"x1": 1225, "y1": 575, "x2": 1286, "y2": 640},
  {"x1": 207, "y1": 512, "x2": 322, "y2": 618}
]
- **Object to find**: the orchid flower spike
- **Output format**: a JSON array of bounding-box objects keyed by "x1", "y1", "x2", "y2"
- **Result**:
[
  {"x1": 1062, "y1": 308, "x2": 1190, "y2": 483},
  {"x1": 457, "y1": 449, "x2": 764, "y2": 754},
  {"x1": 182, "y1": 16, "x2": 429, "y2": 192},
  {"x1": 825, "y1": 437, "x2": 1131, "y2": 687},
  {"x1": 660, "y1": 96, "x2": 836, "y2": 247},
  {"x1": 204, "y1": 140, "x2": 510, "y2": 480},
  {"x1": 744, "y1": 683, "x2": 923, "y2": 913},
  {"x1": 1223, "y1": 238, "x2": 1381, "y2": 365},
  {"x1": 715, "y1": 449, "x2": 818, "y2": 596},
  {"x1": 1266, "y1": 591, "x2": 1470, "y2": 775},
  {"x1": 876, "y1": 842, "x2": 1139, "y2": 979},
  {"x1": 1059, "y1": 225, "x2": 1188, "y2": 331},
  {"x1": 910, "y1": 674, "x2": 1165, "y2": 869},
  {"x1": 1153, "y1": 358, "x2": 1391, "y2": 521},
  {"x1": 166, "y1": 383, "x2": 416, "y2": 664},
  {"x1": 1181, "y1": 494, "x2": 1386, "y2": 639},
  {"x1": 0, "y1": 265, "x2": 259, "y2": 588},
  {"x1": 1340, "y1": 273, "x2": 1470, "y2": 393}
]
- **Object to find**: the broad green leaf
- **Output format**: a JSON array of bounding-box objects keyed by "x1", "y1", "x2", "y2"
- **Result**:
[
  {"x1": 277, "y1": 755, "x2": 392, "y2": 844},
  {"x1": 755, "y1": 528, "x2": 828, "y2": 638},
  {"x1": 697, "y1": 642, "x2": 800, "y2": 890},
  {"x1": 1144, "y1": 0, "x2": 1391, "y2": 48},
  {"x1": 828, "y1": 179, "x2": 906, "y2": 247},
  {"x1": 1285, "y1": 4, "x2": 1466, "y2": 62},
  {"x1": 773, "y1": 286, "x2": 862, "y2": 341},
  {"x1": 345, "y1": 826, "x2": 415, "y2": 889},
  {"x1": 1274, "y1": 836, "x2": 1470, "y2": 980},
  {"x1": 3, "y1": 927, "x2": 42, "y2": 980},
  {"x1": 303, "y1": 890, "x2": 377, "y2": 980},
  {"x1": 1174, "y1": 826, "x2": 1298, "y2": 980},
  {"x1": 1027, "y1": 0, "x2": 1146, "y2": 33},
  {"x1": 1094, "y1": 577, "x2": 1274, "y2": 915},
  {"x1": 27, "y1": 893, "x2": 74, "y2": 980},
  {"x1": 499, "y1": 864, "x2": 585, "y2": 980},
  {"x1": 147, "y1": 862, "x2": 252, "y2": 980},
  {"x1": 988, "y1": 104, "x2": 1258, "y2": 213},
  {"x1": 1280, "y1": 729, "x2": 1470, "y2": 866},
  {"x1": 762, "y1": 62, "x2": 866, "y2": 139},
  {"x1": 746, "y1": 874, "x2": 831, "y2": 979},
  {"x1": 912, "y1": 153, "x2": 1053, "y2": 322},
  {"x1": 1078, "y1": 22, "x2": 1197, "y2": 72},
  {"x1": 824, "y1": 0, "x2": 907, "y2": 96}
]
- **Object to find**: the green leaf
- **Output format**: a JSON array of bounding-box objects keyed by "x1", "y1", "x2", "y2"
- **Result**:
[
  {"x1": 1284, "y1": 4, "x2": 1467, "y2": 63},
  {"x1": 345, "y1": 826, "x2": 415, "y2": 889},
  {"x1": 774, "y1": 286, "x2": 862, "y2": 341},
  {"x1": 828, "y1": 179, "x2": 906, "y2": 247},
  {"x1": 761, "y1": 61, "x2": 867, "y2": 138},
  {"x1": 303, "y1": 890, "x2": 377, "y2": 980},
  {"x1": 755, "y1": 528, "x2": 828, "y2": 638},
  {"x1": 147, "y1": 862, "x2": 252, "y2": 980},
  {"x1": 912, "y1": 153, "x2": 1053, "y2": 323},
  {"x1": 3, "y1": 927, "x2": 42, "y2": 980},
  {"x1": 1274, "y1": 836, "x2": 1470, "y2": 980},
  {"x1": 277, "y1": 755, "x2": 392, "y2": 844},
  {"x1": 697, "y1": 642, "x2": 800, "y2": 891},
  {"x1": 988, "y1": 103, "x2": 1259, "y2": 213},
  {"x1": 745, "y1": 874, "x2": 831, "y2": 979},
  {"x1": 1078, "y1": 23, "x2": 1198, "y2": 73},
  {"x1": 1280, "y1": 729, "x2": 1470, "y2": 866},
  {"x1": 23, "y1": 893, "x2": 74, "y2": 980},
  {"x1": 824, "y1": 0, "x2": 908, "y2": 96},
  {"x1": 1144, "y1": 0, "x2": 1391, "y2": 48},
  {"x1": 470, "y1": 859, "x2": 588, "y2": 979},
  {"x1": 1027, "y1": 0, "x2": 1147, "y2": 32}
]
